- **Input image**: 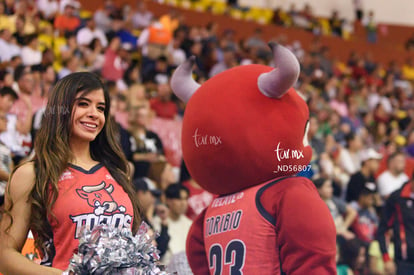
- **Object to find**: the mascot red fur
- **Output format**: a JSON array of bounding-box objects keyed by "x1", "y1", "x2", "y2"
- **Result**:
[{"x1": 170, "y1": 43, "x2": 336, "y2": 274}]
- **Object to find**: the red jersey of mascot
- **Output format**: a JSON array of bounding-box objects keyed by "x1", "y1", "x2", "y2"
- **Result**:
[{"x1": 170, "y1": 43, "x2": 337, "y2": 275}]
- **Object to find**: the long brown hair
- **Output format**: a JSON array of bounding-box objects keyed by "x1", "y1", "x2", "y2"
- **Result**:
[{"x1": 7, "y1": 72, "x2": 141, "y2": 255}]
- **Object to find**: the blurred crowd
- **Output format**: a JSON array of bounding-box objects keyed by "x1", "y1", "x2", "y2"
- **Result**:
[
  {"x1": 270, "y1": 2, "x2": 379, "y2": 43},
  {"x1": 1, "y1": 0, "x2": 414, "y2": 274}
]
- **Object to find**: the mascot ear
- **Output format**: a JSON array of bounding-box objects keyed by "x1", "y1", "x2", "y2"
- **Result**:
[
  {"x1": 257, "y1": 43, "x2": 300, "y2": 98},
  {"x1": 170, "y1": 56, "x2": 201, "y2": 103}
]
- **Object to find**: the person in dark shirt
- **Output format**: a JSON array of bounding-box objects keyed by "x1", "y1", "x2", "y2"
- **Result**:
[
  {"x1": 377, "y1": 176, "x2": 414, "y2": 275},
  {"x1": 133, "y1": 178, "x2": 169, "y2": 257},
  {"x1": 128, "y1": 105, "x2": 165, "y2": 179},
  {"x1": 346, "y1": 148, "x2": 381, "y2": 203},
  {"x1": 141, "y1": 55, "x2": 172, "y2": 87}
]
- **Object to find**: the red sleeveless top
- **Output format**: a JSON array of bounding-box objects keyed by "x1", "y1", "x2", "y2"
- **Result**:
[{"x1": 43, "y1": 164, "x2": 134, "y2": 270}]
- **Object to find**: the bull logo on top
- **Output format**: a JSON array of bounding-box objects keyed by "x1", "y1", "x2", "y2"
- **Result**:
[
  {"x1": 70, "y1": 181, "x2": 131, "y2": 239},
  {"x1": 76, "y1": 181, "x2": 126, "y2": 215}
]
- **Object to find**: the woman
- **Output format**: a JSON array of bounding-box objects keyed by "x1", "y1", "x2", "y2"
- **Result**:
[
  {"x1": 312, "y1": 177, "x2": 357, "y2": 240},
  {"x1": 0, "y1": 72, "x2": 141, "y2": 274}
]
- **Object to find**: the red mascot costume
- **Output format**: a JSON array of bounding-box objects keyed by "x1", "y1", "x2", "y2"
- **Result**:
[{"x1": 170, "y1": 43, "x2": 337, "y2": 274}]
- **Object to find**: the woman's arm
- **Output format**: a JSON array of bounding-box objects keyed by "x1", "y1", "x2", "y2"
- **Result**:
[
  {"x1": 0, "y1": 168, "x2": 10, "y2": 181},
  {"x1": 342, "y1": 204, "x2": 358, "y2": 230},
  {"x1": 369, "y1": 255, "x2": 385, "y2": 275},
  {"x1": 0, "y1": 162, "x2": 62, "y2": 275}
]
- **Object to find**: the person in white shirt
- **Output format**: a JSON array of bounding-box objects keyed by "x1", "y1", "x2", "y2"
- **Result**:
[
  {"x1": 0, "y1": 29, "x2": 21, "y2": 65},
  {"x1": 37, "y1": 0, "x2": 59, "y2": 21},
  {"x1": 153, "y1": 183, "x2": 192, "y2": 266},
  {"x1": 377, "y1": 151, "x2": 409, "y2": 199},
  {"x1": 59, "y1": 0, "x2": 80, "y2": 14},
  {"x1": 93, "y1": 0, "x2": 114, "y2": 34},
  {"x1": 76, "y1": 16, "x2": 108, "y2": 48},
  {"x1": 21, "y1": 34, "x2": 42, "y2": 66},
  {"x1": 1, "y1": 66, "x2": 34, "y2": 164},
  {"x1": 130, "y1": 1, "x2": 153, "y2": 30},
  {"x1": 338, "y1": 132, "x2": 363, "y2": 176}
]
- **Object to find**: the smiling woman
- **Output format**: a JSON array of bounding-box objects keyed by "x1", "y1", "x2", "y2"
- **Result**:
[
  {"x1": 0, "y1": 72, "x2": 141, "y2": 274},
  {"x1": 70, "y1": 89, "x2": 106, "y2": 146}
]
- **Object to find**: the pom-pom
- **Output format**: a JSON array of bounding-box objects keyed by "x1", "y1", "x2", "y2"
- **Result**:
[{"x1": 67, "y1": 222, "x2": 170, "y2": 275}]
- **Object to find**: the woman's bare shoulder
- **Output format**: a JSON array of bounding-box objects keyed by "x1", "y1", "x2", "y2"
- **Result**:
[{"x1": 8, "y1": 162, "x2": 36, "y2": 199}]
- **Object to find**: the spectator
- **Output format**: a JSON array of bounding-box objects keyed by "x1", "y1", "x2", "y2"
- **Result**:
[
  {"x1": 132, "y1": 177, "x2": 169, "y2": 257},
  {"x1": 329, "y1": 10, "x2": 343, "y2": 37},
  {"x1": 377, "y1": 151, "x2": 409, "y2": 199},
  {"x1": 58, "y1": 55, "x2": 80, "y2": 80},
  {"x1": 362, "y1": 10, "x2": 377, "y2": 44},
  {"x1": 153, "y1": 183, "x2": 192, "y2": 265},
  {"x1": 127, "y1": 83, "x2": 147, "y2": 109},
  {"x1": 0, "y1": 109, "x2": 12, "y2": 207},
  {"x1": 147, "y1": 160, "x2": 177, "y2": 194},
  {"x1": 142, "y1": 55, "x2": 172, "y2": 88},
  {"x1": 405, "y1": 32, "x2": 414, "y2": 52},
  {"x1": 76, "y1": 16, "x2": 108, "y2": 49},
  {"x1": 295, "y1": 3, "x2": 317, "y2": 31},
  {"x1": 8, "y1": 1, "x2": 37, "y2": 36},
  {"x1": 137, "y1": 17, "x2": 173, "y2": 66},
  {"x1": 401, "y1": 57, "x2": 414, "y2": 82},
  {"x1": 83, "y1": 38, "x2": 105, "y2": 73},
  {"x1": 180, "y1": 161, "x2": 215, "y2": 220},
  {"x1": 218, "y1": 29, "x2": 239, "y2": 55},
  {"x1": 106, "y1": 91, "x2": 134, "y2": 163},
  {"x1": 209, "y1": 46, "x2": 238, "y2": 78},
  {"x1": 0, "y1": 86, "x2": 18, "y2": 114},
  {"x1": 307, "y1": 115, "x2": 324, "y2": 176},
  {"x1": 20, "y1": 34, "x2": 41, "y2": 66},
  {"x1": 159, "y1": 9, "x2": 181, "y2": 35},
  {"x1": 313, "y1": 177, "x2": 357, "y2": 240},
  {"x1": 1, "y1": 66, "x2": 34, "y2": 163},
  {"x1": 377, "y1": 177, "x2": 414, "y2": 274},
  {"x1": 337, "y1": 238, "x2": 367, "y2": 275},
  {"x1": 36, "y1": 0, "x2": 59, "y2": 21},
  {"x1": 338, "y1": 132, "x2": 363, "y2": 176},
  {"x1": 0, "y1": 87, "x2": 17, "y2": 202},
  {"x1": 30, "y1": 65, "x2": 55, "y2": 148},
  {"x1": 346, "y1": 148, "x2": 382, "y2": 203},
  {"x1": 31, "y1": 48, "x2": 55, "y2": 76},
  {"x1": 0, "y1": 29, "x2": 21, "y2": 66},
  {"x1": 369, "y1": 231, "x2": 395, "y2": 275},
  {"x1": 244, "y1": 28, "x2": 267, "y2": 51},
  {"x1": 272, "y1": 7, "x2": 289, "y2": 26},
  {"x1": 150, "y1": 82, "x2": 178, "y2": 120},
  {"x1": 0, "y1": 69, "x2": 13, "y2": 88},
  {"x1": 101, "y1": 36, "x2": 129, "y2": 83},
  {"x1": 128, "y1": 105, "x2": 165, "y2": 179},
  {"x1": 121, "y1": 61, "x2": 141, "y2": 90},
  {"x1": 353, "y1": 0, "x2": 364, "y2": 22},
  {"x1": 129, "y1": 1, "x2": 153, "y2": 31},
  {"x1": 58, "y1": 0, "x2": 80, "y2": 13},
  {"x1": 167, "y1": 34, "x2": 186, "y2": 67},
  {"x1": 93, "y1": 0, "x2": 114, "y2": 34},
  {"x1": 58, "y1": 31, "x2": 82, "y2": 65},
  {"x1": 54, "y1": 1, "x2": 81, "y2": 34},
  {"x1": 350, "y1": 182, "x2": 379, "y2": 243},
  {"x1": 0, "y1": 3, "x2": 12, "y2": 32},
  {"x1": 12, "y1": 16, "x2": 28, "y2": 46}
]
